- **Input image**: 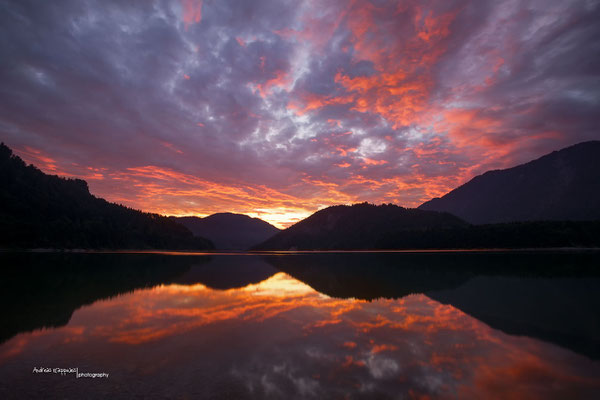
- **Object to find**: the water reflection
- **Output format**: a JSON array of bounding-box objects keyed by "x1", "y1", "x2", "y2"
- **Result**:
[
  {"x1": 173, "y1": 255, "x2": 278, "y2": 289},
  {"x1": 0, "y1": 252, "x2": 599, "y2": 399},
  {"x1": 266, "y1": 252, "x2": 600, "y2": 359},
  {"x1": 0, "y1": 252, "x2": 202, "y2": 343}
]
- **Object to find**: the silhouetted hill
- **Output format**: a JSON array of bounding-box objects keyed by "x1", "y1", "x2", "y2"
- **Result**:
[
  {"x1": 253, "y1": 202, "x2": 600, "y2": 250},
  {"x1": 173, "y1": 213, "x2": 280, "y2": 250},
  {"x1": 419, "y1": 141, "x2": 600, "y2": 224},
  {"x1": 0, "y1": 143, "x2": 214, "y2": 250},
  {"x1": 252, "y1": 203, "x2": 467, "y2": 250}
]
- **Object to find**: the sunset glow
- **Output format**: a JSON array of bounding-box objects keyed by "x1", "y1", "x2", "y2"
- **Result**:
[{"x1": 1, "y1": 0, "x2": 598, "y2": 226}]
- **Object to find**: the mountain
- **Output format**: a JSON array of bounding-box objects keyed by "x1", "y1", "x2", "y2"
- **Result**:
[
  {"x1": 419, "y1": 141, "x2": 600, "y2": 224},
  {"x1": 173, "y1": 213, "x2": 280, "y2": 250},
  {"x1": 0, "y1": 143, "x2": 214, "y2": 250},
  {"x1": 252, "y1": 203, "x2": 468, "y2": 250}
]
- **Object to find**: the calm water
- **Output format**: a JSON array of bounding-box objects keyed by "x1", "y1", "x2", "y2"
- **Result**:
[{"x1": 0, "y1": 251, "x2": 599, "y2": 399}]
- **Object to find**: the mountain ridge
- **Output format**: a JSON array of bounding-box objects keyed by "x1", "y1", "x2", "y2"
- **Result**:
[
  {"x1": 0, "y1": 143, "x2": 214, "y2": 250},
  {"x1": 418, "y1": 141, "x2": 600, "y2": 224},
  {"x1": 173, "y1": 212, "x2": 280, "y2": 250},
  {"x1": 252, "y1": 203, "x2": 468, "y2": 250}
]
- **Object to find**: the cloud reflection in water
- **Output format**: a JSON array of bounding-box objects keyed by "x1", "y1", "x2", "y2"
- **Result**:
[{"x1": 0, "y1": 272, "x2": 599, "y2": 399}]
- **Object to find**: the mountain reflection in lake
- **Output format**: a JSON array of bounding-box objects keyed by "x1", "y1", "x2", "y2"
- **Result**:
[{"x1": 0, "y1": 252, "x2": 599, "y2": 399}]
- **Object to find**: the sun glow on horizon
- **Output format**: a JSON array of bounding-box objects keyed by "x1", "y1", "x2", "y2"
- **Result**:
[
  {"x1": 162, "y1": 208, "x2": 315, "y2": 229},
  {"x1": 245, "y1": 209, "x2": 316, "y2": 229}
]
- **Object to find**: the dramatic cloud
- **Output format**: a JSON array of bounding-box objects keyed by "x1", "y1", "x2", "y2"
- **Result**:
[{"x1": 1, "y1": 0, "x2": 599, "y2": 226}]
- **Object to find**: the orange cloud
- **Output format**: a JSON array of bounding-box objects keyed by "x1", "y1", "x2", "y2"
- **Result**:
[
  {"x1": 327, "y1": 119, "x2": 342, "y2": 128},
  {"x1": 335, "y1": 4, "x2": 458, "y2": 128},
  {"x1": 235, "y1": 37, "x2": 246, "y2": 47},
  {"x1": 280, "y1": 3, "x2": 459, "y2": 134},
  {"x1": 287, "y1": 92, "x2": 354, "y2": 116},
  {"x1": 15, "y1": 146, "x2": 109, "y2": 181},
  {"x1": 20, "y1": 146, "x2": 61, "y2": 173},
  {"x1": 181, "y1": 0, "x2": 202, "y2": 31},
  {"x1": 254, "y1": 69, "x2": 293, "y2": 98},
  {"x1": 362, "y1": 158, "x2": 388, "y2": 166},
  {"x1": 159, "y1": 141, "x2": 184, "y2": 154}
]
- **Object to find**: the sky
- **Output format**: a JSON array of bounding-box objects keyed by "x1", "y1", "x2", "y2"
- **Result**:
[{"x1": 1, "y1": 0, "x2": 599, "y2": 228}]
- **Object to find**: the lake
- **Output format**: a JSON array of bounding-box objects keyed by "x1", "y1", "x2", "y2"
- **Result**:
[{"x1": 0, "y1": 251, "x2": 599, "y2": 399}]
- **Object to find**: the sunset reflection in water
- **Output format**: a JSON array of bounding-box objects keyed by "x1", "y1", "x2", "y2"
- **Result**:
[{"x1": 1, "y1": 272, "x2": 599, "y2": 399}]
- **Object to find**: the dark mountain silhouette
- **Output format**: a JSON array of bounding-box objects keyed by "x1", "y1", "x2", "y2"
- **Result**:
[
  {"x1": 419, "y1": 141, "x2": 600, "y2": 224},
  {"x1": 173, "y1": 213, "x2": 280, "y2": 250},
  {"x1": 252, "y1": 203, "x2": 468, "y2": 250},
  {"x1": 253, "y1": 201, "x2": 600, "y2": 250},
  {"x1": 0, "y1": 143, "x2": 214, "y2": 250}
]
